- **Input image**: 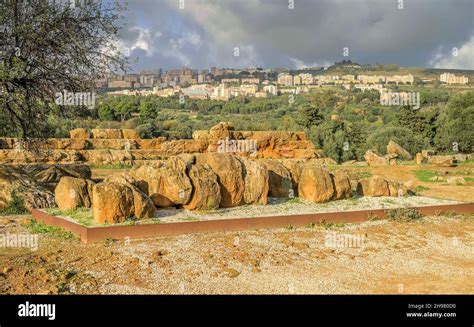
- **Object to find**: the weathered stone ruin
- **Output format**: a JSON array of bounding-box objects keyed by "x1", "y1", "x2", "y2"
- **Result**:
[{"x1": 0, "y1": 122, "x2": 319, "y2": 165}]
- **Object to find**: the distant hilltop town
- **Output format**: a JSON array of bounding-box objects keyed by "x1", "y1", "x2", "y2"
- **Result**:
[{"x1": 97, "y1": 61, "x2": 471, "y2": 101}]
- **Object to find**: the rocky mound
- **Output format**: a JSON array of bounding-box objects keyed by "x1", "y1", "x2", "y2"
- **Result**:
[{"x1": 0, "y1": 166, "x2": 55, "y2": 211}]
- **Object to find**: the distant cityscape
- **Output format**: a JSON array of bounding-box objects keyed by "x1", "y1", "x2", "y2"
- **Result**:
[{"x1": 97, "y1": 62, "x2": 471, "y2": 101}]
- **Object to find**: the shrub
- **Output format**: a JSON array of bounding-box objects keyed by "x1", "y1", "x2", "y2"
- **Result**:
[
  {"x1": 385, "y1": 208, "x2": 423, "y2": 221},
  {"x1": 0, "y1": 193, "x2": 27, "y2": 215}
]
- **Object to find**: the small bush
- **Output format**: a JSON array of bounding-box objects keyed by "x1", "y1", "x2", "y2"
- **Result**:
[
  {"x1": 385, "y1": 208, "x2": 423, "y2": 221},
  {"x1": 0, "y1": 193, "x2": 27, "y2": 215}
]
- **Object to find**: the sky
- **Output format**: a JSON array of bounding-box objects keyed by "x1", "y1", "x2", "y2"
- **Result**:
[{"x1": 115, "y1": 0, "x2": 474, "y2": 71}]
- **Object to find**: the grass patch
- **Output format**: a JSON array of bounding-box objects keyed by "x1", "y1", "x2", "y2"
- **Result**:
[
  {"x1": 286, "y1": 197, "x2": 302, "y2": 204},
  {"x1": 414, "y1": 170, "x2": 439, "y2": 183},
  {"x1": 320, "y1": 220, "x2": 346, "y2": 229},
  {"x1": 46, "y1": 207, "x2": 94, "y2": 226},
  {"x1": 385, "y1": 208, "x2": 423, "y2": 221},
  {"x1": 415, "y1": 185, "x2": 430, "y2": 193},
  {"x1": 45, "y1": 208, "x2": 165, "y2": 227},
  {"x1": 459, "y1": 159, "x2": 474, "y2": 165},
  {"x1": 357, "y1": 171, "x2": 373, "y2": 179},
  {"x1": 89, "y1": 163, "x2": 133, "y2": 170},
  {"x1": 181, "y1": 216, "x2": 199, "y2": 222},
  {"x1": 348, "y1": 197, "x2": 359, "y2": 205},
  {"x1": 25, "y1": 220, "x2": 78, "y2": 240},
  {"x1": 0, "y1": 193, "x2": 28, "y2": 216}
]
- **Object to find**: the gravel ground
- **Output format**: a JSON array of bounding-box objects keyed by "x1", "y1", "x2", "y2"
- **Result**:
[
  {"x1": 1, "y1": 212, "x2": 473, "y2": 294},
  {"x1": 154, "y1": 196, "x2": 461, "y2": 223}
]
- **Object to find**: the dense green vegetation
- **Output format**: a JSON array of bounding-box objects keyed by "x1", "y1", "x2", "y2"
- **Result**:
[{"x1": 1, "y1": 84, "x2": 473, "y2": 163}]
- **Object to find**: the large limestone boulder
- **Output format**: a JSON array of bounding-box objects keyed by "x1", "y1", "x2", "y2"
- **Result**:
[
  {"x1": 160, "y1": 139, "x2": 208, "y2": 155},
  {"x1": 298, "y1": 164, "x2": 334, "y2": 203},
  {"x1": 102, "y1": 173, "x2": 156, "y2": 219},
  {"x1": 427, "y1": 155, "x2": 455, "y2": 167},
  {"x1": 184, "y1": 164, "x2": 221, "y2": 211},
  {"x1": 88, "y1": 139, "x2": 138, "y2": 150},
  {"x1": 293, "y1": 148, "x2": 319, "y2": 159},
  {"x1": 415, "y1": 153, "x2": 426, "y2": 164},
  {"x1": 452, "y1": 154, "x2": 468, "y2": 163},
  {"x1": 208, "y1": 122, "x2": 235, "y2": 152},
  {"x1": 387, "y1": 180, "x2": 409, "y2": 197},
  {"x1": 91, "y1": 129, "x2": 123, "y2": 139},
  {"x1": 110, "y1": 150, "x2": 133, "y2": 163},
  {"x1": 23, "y1": 164, "x2": 92, "y2": 184},
  {"x1": 43, "y1": 138, "x2": 87, "y2": 150},
  {"x1": 447, "y1": 176, "x2": 467, "y2": 185},
  {"x1": 92, "y1": 182, "x2": 134, "y2": 224},
  {"x1": 0, "y1": 166, "x2": 55, "y2": 211},
  {"x1": 132, "y1": 190, "x2": 156, "y2": 219},
  {"x1": 129, "y1": 156, "x2": 193, "y2": 207},
  {"x1": 136, "y1": 138, "x2": 167, "y2": 150},
  {"x1": 364, "y1": 150, "x2": 390, "y2": 166},
  {"x1": 103, "y1": 173, "x2": 146, "y2": 193},
  {"x1": 261, "y1": 148, "x2": 281, "y2": 159},
  {"x1": 195, "y1": 153, "x2": 244, "y2": 207},
  {"x1": 70, "y1": 128, "x2": 90, "y2": 139},
  {"x1": 330, "y1": 170, "x2": 352, "y2": 200},
  {"x1": 83, "y1": 149, "x2": 114, "y2": 164},
  {"x1": 280, "y1": 159, "x2": 305, "y2": 187},
  {"x1": 356, "y1": 176, "x2": 390, "y2": 197},
  {"x1": 209, "y1": 122, "x2": 234, "y2": 140},
  {"x1": 192, "y1": 130, "x2": 210, "y2": 142},
  {"x1": 260, "y1": 160, "x2": 293, "y2": 198},
  {"x1": 54, "y1": 177, "x2": 94, "y2": 210},
  {"x1": 83, "y1": 149, "x2": 132, "y2": 164},
  {"x1": 421, "y1": 150, "x2": 436, "y2": 158},
  {"x1": 122, "y1": 129, "x2": 140, "y2": 140},
  {"x1": 238, "y1": 158, "x2": 269, "y2": 205},
  {"x1": 387, "y1": 140, "x2": 412, "y2": 160}
]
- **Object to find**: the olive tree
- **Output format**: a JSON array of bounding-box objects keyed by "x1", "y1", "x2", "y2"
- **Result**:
[{"x1": 0, "y1": 0, "x2": 128, "y2": 138}]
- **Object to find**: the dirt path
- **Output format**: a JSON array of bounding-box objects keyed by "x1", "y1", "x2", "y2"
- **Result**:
[{"x1": 1, "y1": 213, "x2": 473, "y2": 294}]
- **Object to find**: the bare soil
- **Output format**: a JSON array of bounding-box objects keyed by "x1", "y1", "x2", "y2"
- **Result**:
[
  {"x1": 0, "y1": 214, "x2": 472, "y2": 294},
  {"x1": 0, "y1": 163, "x2": 472, "y2": 294}
]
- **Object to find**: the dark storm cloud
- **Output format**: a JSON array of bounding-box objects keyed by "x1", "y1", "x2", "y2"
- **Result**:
[{"x1": 116, "y1": 0, "x2": 474, "y2": 70}]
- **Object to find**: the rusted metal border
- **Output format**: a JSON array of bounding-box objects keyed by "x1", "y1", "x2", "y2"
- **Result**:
[
  {"x1": 32, "y1": 209, "x2": 89, "y2": 243},
  {"x1": 31, "y1": 202, "x2": 474, "y2": 243}
]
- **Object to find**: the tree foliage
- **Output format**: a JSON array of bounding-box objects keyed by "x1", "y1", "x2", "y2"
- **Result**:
[{"x1": 0, "y1": 0, "x2": 127, "y2": 137}]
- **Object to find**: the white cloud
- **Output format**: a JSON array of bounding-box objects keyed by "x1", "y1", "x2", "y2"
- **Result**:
[
  {"x1": 289, "y1": 57, "x2": 332, "y2": 69},
  {"x1": 429, "y1": 36, "x2": 474, "y2": 69}
]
